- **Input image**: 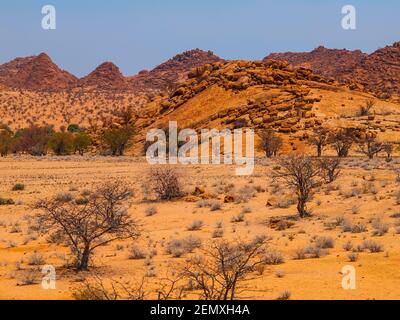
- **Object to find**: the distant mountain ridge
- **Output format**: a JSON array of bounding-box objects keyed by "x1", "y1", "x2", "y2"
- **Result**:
[
  {"x1": 0, "y1": 42, "x2": 399, "y2": 98},
  {"x1": 0, "y1": 53, "x2": 77, "y2": 91},
  {"x1": 0, "y1": 49, "x2": 222, "y2": 94},
  {"x1": 264, "y1": 42, "x2": 400, "y2": 98}
]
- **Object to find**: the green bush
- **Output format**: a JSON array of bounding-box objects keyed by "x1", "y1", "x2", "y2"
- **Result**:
[
  {"x1": 12, "y1": 183, "x2": 25, "y2": 191},
  {"x1": 101, "y1": 126, "x2": 134, "y2": 156},
  {"x1": 48, "y1": 132, "x2": 74, "y2": 155},
  {"x1": 67, "y1": 124, "x2": 81, "y2": 133},
  {"x1": 0, "y1": 125, "x2": 14, "y2": 157},
  {"x1": 73, "y1": 132, "x2": 92, "y2": 156}
]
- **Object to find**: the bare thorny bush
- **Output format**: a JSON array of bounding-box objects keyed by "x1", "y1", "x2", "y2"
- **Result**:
[
  {"x1": 72, "y1": 236, "x2": 268, "y2": 300},
  {"x1": 33, "y1": 181, "x2": 140, "y2": 271},
  {"x1": 318, "y1": 157, "x2": 341, "y2": 184},
  {"x1": 145, "y1": 166, "x2": 184, "y2": 200},
  {"x1": 258, "y1": 129, "x2": 283, "y2": 158},
  {"x1": 272, "y1": 155, "x2": 340, "y2": 218},
  {"x1": 181, "y1": 236, "x2": 268, "y2": 300},
  {"x1": 307, "y1": 127, "x2": 330, "y2": 157},
  {"x1": 357, "y1": 134, "x2": 384, "y2": 160},
  {"x1": 73, "y1": 274, "x2": 147, "y2": 300}
]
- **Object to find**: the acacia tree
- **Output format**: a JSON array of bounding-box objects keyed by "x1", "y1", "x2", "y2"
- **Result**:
[
  {"x1": 307, "y1": 127, "x2": 330, "y2": 157},
  {"x1": 73, "y1": 132, "x2": 92, "y2": 156},
  {"x1": 259, "y1": 129, "x2": 283, "y2": 158},
  {"x1": 101, "y1": 125, "x2": 135, "y2": 156},
  {"x1": 181, "y1": 236, "x2": 267, "y2": 300},
  {"x1": 48, "y1": 131, "x2": 74, "y2": 155},
  {"x1": 0, "y1": 125, "x2": 13, "y2": 157},
  {"x1": 357, "y1": 134, "x2": 383, "y2": 159},
  {"x1": 382, "y1": 143, "x2": 393, "y2": 161},
  {"x1": 318, "y1": 157, "x2": 341, "y2": 183},
  {"x1": 331, "y1": 128, "x2": 355, "y2": 158},
  {"x1": 13, "y1": 125, "x2": 54, "y2": 156},
  {"x1": 273, "y1": 155, "x2": 321, "y2": 218},
  {"x1": 34, "y1": 181, "x2": 139, "y2": 271}
]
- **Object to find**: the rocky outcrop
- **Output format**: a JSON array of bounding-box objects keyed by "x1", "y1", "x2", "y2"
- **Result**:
[
  {"x1": 128, "y1": 49, "x2": 222, "y2": 94},
  {"x1": 264, "y1": 42, "x2": 400, "y2": 99}
]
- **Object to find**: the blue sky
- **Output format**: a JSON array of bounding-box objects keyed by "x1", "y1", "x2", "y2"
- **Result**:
[{"x1": 0, "y1": 0, "x2": 399, "y2": 77}]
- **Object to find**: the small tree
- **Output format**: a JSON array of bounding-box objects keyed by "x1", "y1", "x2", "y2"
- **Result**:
[
  {"x1": 102, "y1": 125, "x2": 134, "y2": 156},
  {"x1": 13, "y1": 125, "x2": 54, "y2": 156},
  {"x1": 331, "y1": 128, "x2": 355, "y2": 158},
  {"x1": 357, "y1": 134, "x2": 383, "y2": 160},
  {"x1": 307, "y1": 127, "x2": 330, "y2": 157},
  {"x1": 259, "y1": 129, "x2": 283, "y2": 158},
  {"x1": 318, "y1": 157, "x2": 341, "y2": 184},
  {"x1": 181, "y1": 236, "x2": 267, "y2": 300},
  {"x1": 0, "y1": 125, "x2": 13, "y2": 157},
  {"x1": 73, "y1": 132, "x2": 92, "y2": 156},
  {"x1": 273, "y1": 155, "x2": 321, "y2": 218},
  {"x1": 34, "y1": 181, "x2": 139, "y2": 271},
  {"x1": 48, "y1": 132, "x2": 74, "y2": 155},
  {"x1": 382, "y1": 143, "x2": 393, "y2": 161}
]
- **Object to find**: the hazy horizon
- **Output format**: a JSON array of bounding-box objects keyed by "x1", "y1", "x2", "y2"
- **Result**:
[{"x1": 1, "y1": 0, "x2": 399, "y2": 77}]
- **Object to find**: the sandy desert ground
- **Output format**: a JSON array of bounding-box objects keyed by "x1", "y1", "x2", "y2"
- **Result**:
[{"x1": 0, "y1": 156, "x2": 400, "y2": 300}]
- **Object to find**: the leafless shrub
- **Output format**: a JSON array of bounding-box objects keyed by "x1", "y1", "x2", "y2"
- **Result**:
[
  {"x1": 318, "y1": 158, "x2": 341, "y2": 184},
  {"x1": 27, "y1": 252, "x2": 45, "y2": 266},
  {"x1": 128, "y1": 245, "x2": 147, "y2": 260},
  {"x1": 212, "y1": 228, "x2": 224, "y2": 238},
  {"x1": 20, "y1": 270, "x2": 38, "y2": 286},
  {"x1": 235, "y1": 186, "x2": 257, "y2": 203},
  {"x1": 357, "y1": 133, "x2": 383, "y2": 160},
  {"x1": 307, "y1": 127, "x2": 330, "y2": 157},
  {"x1": 275, "y1": 270, "x2": 285, "y2": 278},
  {"x1": 272, "y1": 155, "x2": 321, "y2": 218},
  {"x1": 72, "y1": 275, "x2": 147, "y2": 300},
  {"x1": 181, "y1": 236, "x2": 268, "y2": 300},
  {"x1": 342, "y1": 241, "x2": 353, "y2": 252},
  {"x1": 293, "y1": 248, "x2": 307, "y2": 260},
  {"x1": 351, "y1": 206, "x2": 360, "y2": 215},
  {"x1": 241, "y1": 206, "x2": 252, "y2": 214},
  {"x1": 146, "y1": 166, "x2": 184, "y2": 200},
  {"x1": 362, "y1": 240, "x2": 384, "y2": 253},
  {"x1": 231, "y1": 212, "x2": 245, "y2": 223},
  {"x1": 348, "y1": 252, "x2": 359, "y2": 262},
  {"x1": 382, "y1": 143, "x2": 393, "y2": 161},
  {"x1": 314, "y1": 236, "x2": 335, "y2": 249},
  {"x1": 264, "y1": 249, "x2": 285, "y2": 265},
  {"x1": 34, "y1": 181, "x2": 139, "y2": 271},
  {"x1": 331, "y1": 128, "x2": 355, "y2": 158},
  {"x1": 187, "y1": 220, "x2": 204, "y2": 231},
  {"x1": 145, "y1": 206, "x2": 157, "y2": 217},
  {"x1": 341, "y1": 218, "x2": 367, "y2": 233},
  {"x1": 259, "y1": 129, "x2": 283, "y2": 157},
  {"x1": 55, "y1": 192, "x2": 73, "y2": 203},
  {"x1": 304, "y1": 245, "x2": 324, "y2": 258},
  {"x1": 210, "y1": 201, "x2": 223, "y2": 211},
  {"x1": 166, "y1": 236, "x2": 202, "y2": 258},
  {"x1": 371, "y1": 219, "x2": 389, "y2": 236},
  {"x1": 277, "y1": 290, "x2": 291, "y2": 300},
  {"x1": 357, "y1": 99, "x2": 374, "y2": 117}
]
